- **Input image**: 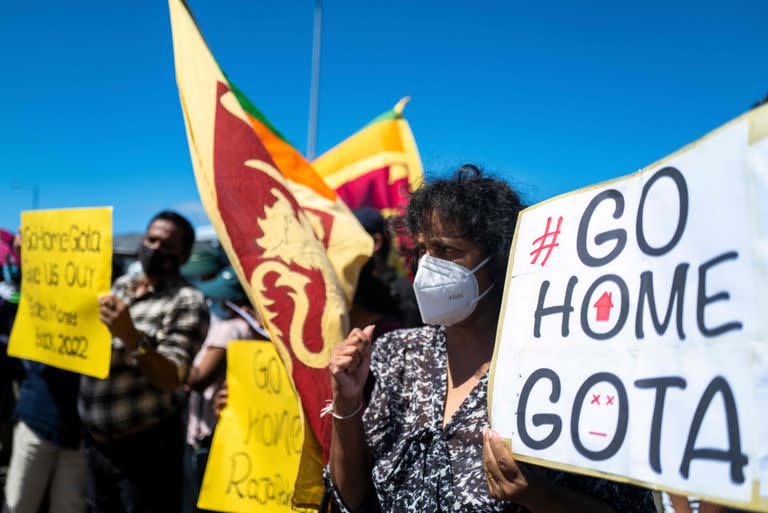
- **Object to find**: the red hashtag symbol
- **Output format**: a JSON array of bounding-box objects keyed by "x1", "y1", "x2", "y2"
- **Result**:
[{"x1": 530, "y1": 216, "x2": 563, "y2": 266}]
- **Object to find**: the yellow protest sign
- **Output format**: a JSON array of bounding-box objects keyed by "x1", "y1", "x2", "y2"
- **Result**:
[
  {"x1": 8, "y1": 207, "x2": 113, "y2": 379},
  {"x1": 198, "y1": 340, "x2": 307, "y2": 513}
]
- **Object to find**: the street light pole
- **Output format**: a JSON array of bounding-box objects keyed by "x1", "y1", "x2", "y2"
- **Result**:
[
  {"x1": 306, "y1": 0, "x2": 322, "y2": 160},
  {"x1": 10, "y1": 183, "x2": 40, "y2": 210}
]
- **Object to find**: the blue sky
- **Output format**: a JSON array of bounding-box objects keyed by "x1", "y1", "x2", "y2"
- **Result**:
[{"x1": 1, "y1": 1, "x2": 766, "y2": 234}]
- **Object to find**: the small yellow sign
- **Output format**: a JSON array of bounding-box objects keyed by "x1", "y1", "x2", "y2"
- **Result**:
[
  {"x1": 197, "y1": 340, "x2": 305, "y2": 513},
  {"x1": 8, "y1": 207, "x2": 113, "y2": 379}
]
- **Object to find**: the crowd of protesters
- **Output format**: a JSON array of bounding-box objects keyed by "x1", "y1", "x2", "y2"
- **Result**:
[
  {"x1": 0, "y1": 203, "x2": 423, "y2": 513},
  {"x1": 3, "y1": 147, "x2": 766, "y2": 511}
]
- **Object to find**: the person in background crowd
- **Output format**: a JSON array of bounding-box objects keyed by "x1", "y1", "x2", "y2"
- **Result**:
[
  {"x1": 181, "y1": 246, "x2": 228, "y2": 324},
  {"x1": 4, "y1": 361, "x2": 86, "y2": 513},
  {"x1": 0, "y1": 351, "x2": 20, "y2": 509},
  {"x1": 2, "y1": 228, "x2": 86, "y2": 513},
  {"x1": 0, "y1": 231, "x2": 20, "y2": 309},
  {"x1": 0, "y1": 346, "x2": 18, "y2": 508},
  {"x1": 0, "y1": 230, "x2": 21, "y2": 422},
  {"x1": 0, "y1": 230, "x2": 22, "y2": 507},
  {"x1": 181, "y1": 246, "x2": 224, "y2": 285},
  {"x1": 79, "y1": 210, "x2": 209, "y2": 513},
  {"x1": 183, "y1": 266, "x2": 263, "y2": 513},
  {"x1": 327, "y1": 165, "x2": 656, "y2": 513},
  {"x1": 352, "y1": 208, "x2": 421, "y2": 330}
]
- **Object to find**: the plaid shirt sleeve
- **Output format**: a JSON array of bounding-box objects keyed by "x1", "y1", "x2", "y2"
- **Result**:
[
  {"x1": 79, "y1": 276, "x2": 210, "y2": 435},
  {"x1": 111, "y1": 275, "x2": 134, "y2": 304},
  {"x1": 148, "y1": 288, "x2": 209, "y2": 376}
]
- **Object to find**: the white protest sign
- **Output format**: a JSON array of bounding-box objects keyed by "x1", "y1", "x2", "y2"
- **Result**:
[{"x1": 489, "y1": 105, "x2": 768, "y2": 511}]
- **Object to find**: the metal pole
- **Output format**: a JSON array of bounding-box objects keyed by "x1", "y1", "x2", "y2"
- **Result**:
[
  {"x1": 9, "y1": 183, "x2": 39, "y2": 210},
  {"x1": 306, "y1": 0, "x2": 322, "y2": 160}
]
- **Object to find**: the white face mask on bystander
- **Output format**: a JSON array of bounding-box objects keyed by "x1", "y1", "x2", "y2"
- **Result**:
[{"x1": 413, "y1": 254, "x2": 494, "y2": 326}]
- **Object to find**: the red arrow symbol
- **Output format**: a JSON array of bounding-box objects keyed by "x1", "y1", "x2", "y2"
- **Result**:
[{"x1": 593, "y1": 291, "x2": 613, "y2": 322}]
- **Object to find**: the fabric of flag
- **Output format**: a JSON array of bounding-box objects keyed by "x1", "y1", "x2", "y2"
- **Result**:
[
  {"x1": 168, "y1": 1, "x2": 373, "y2": 507},
  {"x1": 312, "y1": 98, "x2": 423, "y2": 218}
]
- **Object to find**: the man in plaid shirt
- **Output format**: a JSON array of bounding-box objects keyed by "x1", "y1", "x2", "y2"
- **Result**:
[{"x1": 79, "y1": 211, "x2": 209, "y2": 513}]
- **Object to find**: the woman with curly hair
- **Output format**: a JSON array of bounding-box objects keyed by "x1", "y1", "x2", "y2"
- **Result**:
[{"x1": 325, "y1": 165, "x2": 656, "y2": 513}]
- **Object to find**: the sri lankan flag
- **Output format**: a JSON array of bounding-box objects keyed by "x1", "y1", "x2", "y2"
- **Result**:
[
  {"x1": 169, "y1": 0, "x2": 373, "y2": 507},
  {"x1": 312, "y1": 97, "x2": 423, "y2": 218}
]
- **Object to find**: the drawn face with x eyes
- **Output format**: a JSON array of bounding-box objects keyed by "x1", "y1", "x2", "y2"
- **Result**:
[{"x1": 579, "y1": 382, "x2": 621, "y2": 453}]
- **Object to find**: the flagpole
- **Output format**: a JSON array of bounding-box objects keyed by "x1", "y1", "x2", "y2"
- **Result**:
[{"x1": 306, "y1": 0, "x2": 322, "y2": 160}]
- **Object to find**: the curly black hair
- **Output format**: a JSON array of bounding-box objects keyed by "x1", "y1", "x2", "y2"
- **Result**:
[
  {"x1": 405, "y1": 164, "x2": 526, "y2": 283},
  {"x1": 148, "y1": 210, "x2": 196, "y2": 258}
]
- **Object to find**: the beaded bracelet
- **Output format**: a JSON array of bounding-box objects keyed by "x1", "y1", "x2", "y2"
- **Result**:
[{"x1": 320, "y1": 399, "x2": 364, "y2": 420}]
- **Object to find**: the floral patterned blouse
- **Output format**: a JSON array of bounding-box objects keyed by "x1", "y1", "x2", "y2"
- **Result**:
[{"x1": 327, "y1": 325, "x2": 657, "y2": 513}]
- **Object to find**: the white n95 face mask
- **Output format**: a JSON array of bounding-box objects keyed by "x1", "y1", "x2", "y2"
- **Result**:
[{"x1": 413, "y1": 254, "x2": 494, "y2": 326}]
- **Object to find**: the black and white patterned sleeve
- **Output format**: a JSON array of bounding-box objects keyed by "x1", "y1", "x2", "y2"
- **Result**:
[
  {"x1": 363, "y1": 329, "x2": 406, "y2": 459},
  {"x1": 322, "y1": 466, "x2": 381, "y2": 513},
  {"x1": 324, "y1": 329, "x2": 411, "y2": 513}
]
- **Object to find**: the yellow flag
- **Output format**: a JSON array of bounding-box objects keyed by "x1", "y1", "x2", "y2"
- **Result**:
[
  {"x1": 313, "y1": 97, "x2": 423, "y2": 218},
  {"x1": 169, "y1": 1, "x2": 373, "y2": 506}
]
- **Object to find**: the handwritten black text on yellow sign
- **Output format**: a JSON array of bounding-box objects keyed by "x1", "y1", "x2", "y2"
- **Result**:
[
  {"x1": 8, "y1": 207, "x2": 113, "y2": 378},
  {"x1": 198, "y1": 340, "x2": 304, "y2": 513}
]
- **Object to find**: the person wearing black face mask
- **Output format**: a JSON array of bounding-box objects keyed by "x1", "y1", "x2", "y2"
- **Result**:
[
  {"x1": 137, "y1": 242, "x2": 181, "y2": 278},
  {"x1": 79, "y1": 211, "x2": 209, "y2": 513}
]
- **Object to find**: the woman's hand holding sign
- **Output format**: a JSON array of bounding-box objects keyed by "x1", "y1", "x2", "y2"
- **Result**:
[
  {"x1": 483, "y1": 428, "x2": 540, "y2": 504},
  {"x1": 483, "y1": 428, "x2": 616, "y2": 513}
]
